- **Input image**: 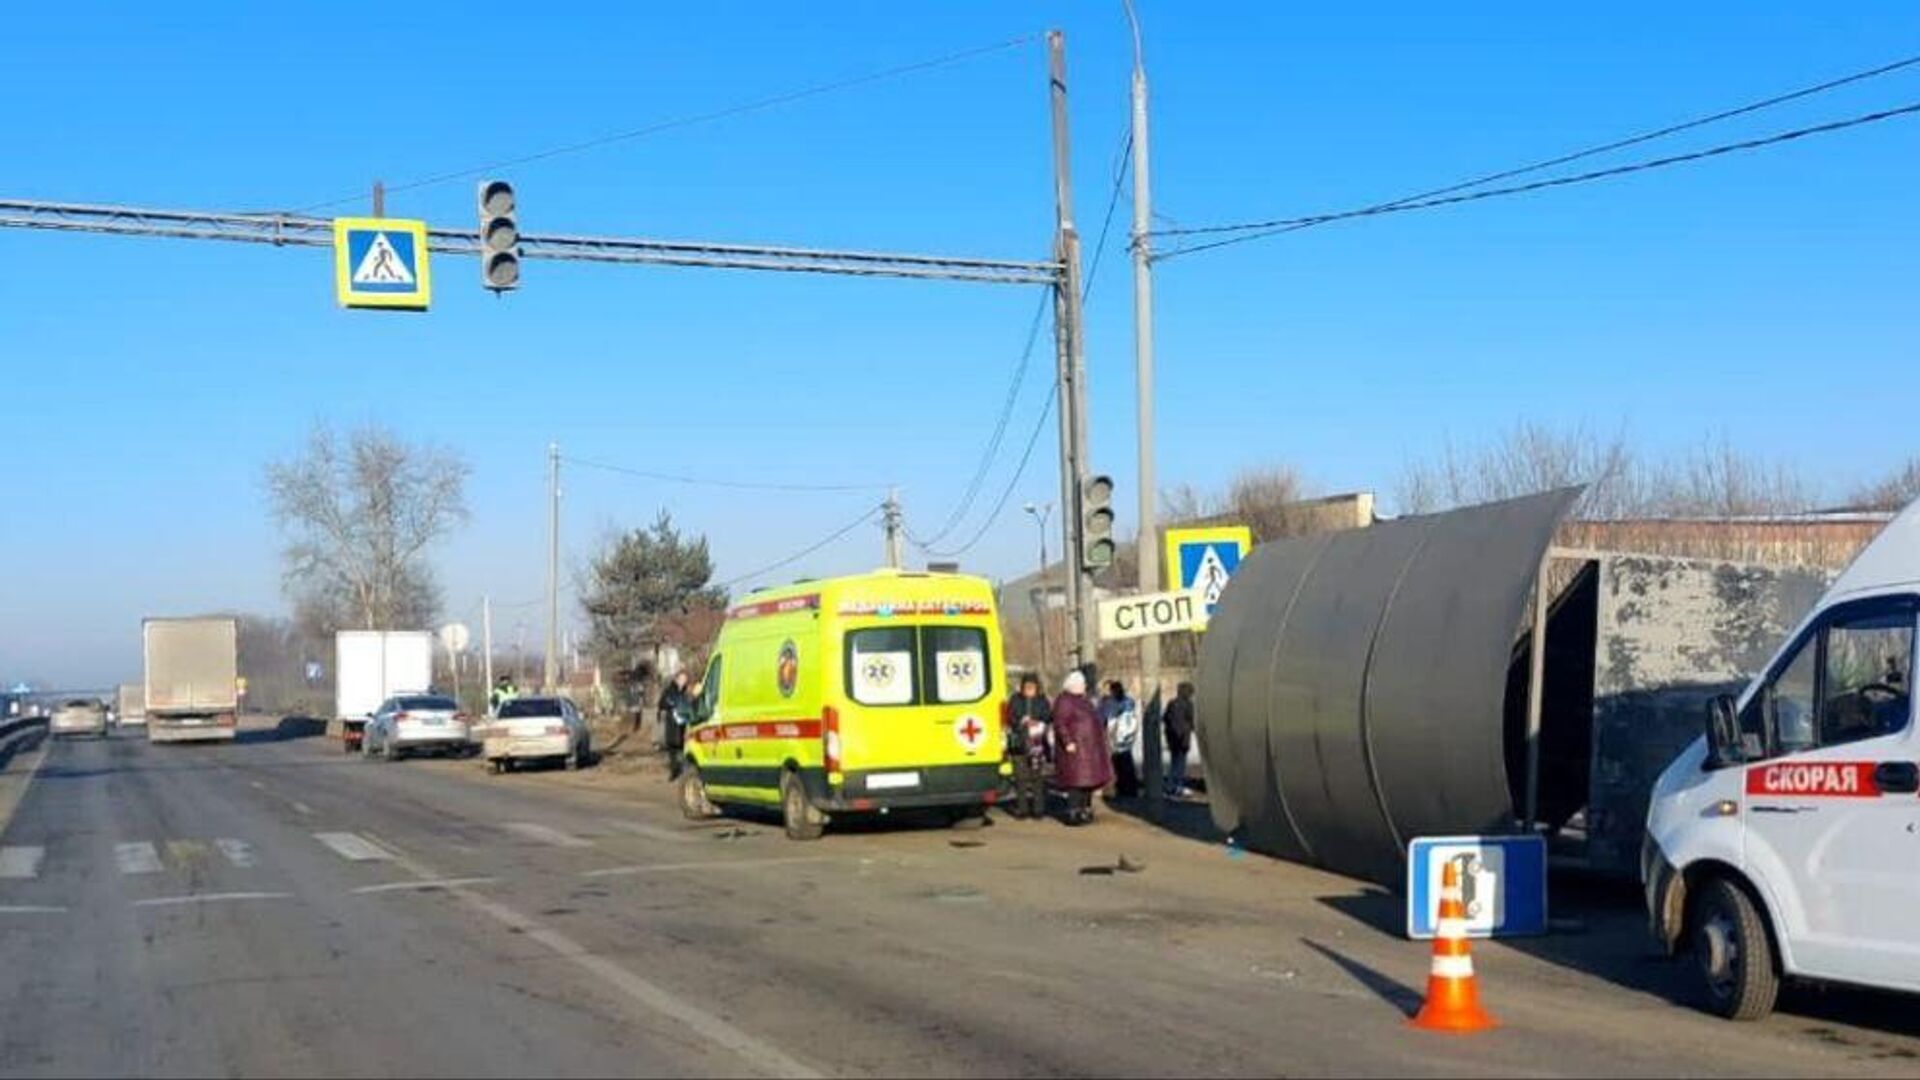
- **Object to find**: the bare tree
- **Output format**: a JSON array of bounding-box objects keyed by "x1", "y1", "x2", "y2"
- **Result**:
[
  {"x1": 1396, "y1": 424, "x2": 1810, "y2": 520},
  {"x1": 1852, "y1": 457, "x2": 1920, "y2": 512},
  {"x1": 1160, "y1": 465, "x2": 1315, "y2": 541},
  {"x1": 265, "y1": 424, "x2": 469, "y2": 633}
]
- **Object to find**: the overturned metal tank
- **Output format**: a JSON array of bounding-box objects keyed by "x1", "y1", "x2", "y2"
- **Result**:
[{"x1": 1196, "y1": 489, "x2": 1582, "y2": 885}]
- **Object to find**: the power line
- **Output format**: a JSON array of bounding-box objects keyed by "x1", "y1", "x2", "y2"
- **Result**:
[
  {"x1": 717, "y1": 504, "x2": 886, "y2": 591},
  {"x1": 562, "y1": 454, "x2": 888, "y2": 494},
  {"x1": 1157, "y1": 100, "x2": 1920, "y2": 260},
  {"x1": 916, "y1": 128, "x2": 1134, "y2": 559},
  {"x1": 1155, "y1": 51, "x2": 1920, "y2": 242},
  {"x1": 297, "y1": 33, "x2": 1043, "y2": 212}
]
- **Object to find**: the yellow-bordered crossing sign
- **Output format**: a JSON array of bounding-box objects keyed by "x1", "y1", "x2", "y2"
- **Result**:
[
  {"x1": 1163, "y1": 525, "x2": 1253, "y2": 623},
  {"x1": 333, "y1": 217, "x2": 432, "y2": 310}
]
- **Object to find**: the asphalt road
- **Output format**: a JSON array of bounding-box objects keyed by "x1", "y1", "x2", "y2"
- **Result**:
[{"x1": 2, "y1": 720, "x2": 1918, "y2": 1078}]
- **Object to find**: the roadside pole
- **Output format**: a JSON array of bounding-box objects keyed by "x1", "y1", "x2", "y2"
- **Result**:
[
  {"x1": 482, "y1": 595, "x2": 494, "y2": 704},
  {"x1": 1046, "y1": 29, "x2": 1097, "y2": 677},
  {"x1": 545, "y1": 442, "x2": 561, "y2": 693},
  {"x1": 1123, "y1": 0, "x2": 1165, "y2": 819},
  {"x1": 883, "y1": 488, "x2": 904, "y2": 569}
]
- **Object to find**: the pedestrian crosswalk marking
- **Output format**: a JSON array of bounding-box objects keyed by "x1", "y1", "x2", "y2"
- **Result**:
[
  {"x1": 0, "y1": 846, "x2": 45, "y2": 879},
  {"x1": 166, "y1": 839, "x2": 210, "y2": 864},
  {"x1": 504, "y1": 822, "x2": 592, "y2": 848},
  {"x1": 352, "y1": 232, "x2": 414, "y2": 285},
  {"x1": 314, "y1": 832, "x2": 392, "y2": 862},
  {"x1": 215, "y1": 839, "x2": 256, "y2": 868},
  {"x1": 115, "y1": 842, "x2": 163, "y2": 875}
]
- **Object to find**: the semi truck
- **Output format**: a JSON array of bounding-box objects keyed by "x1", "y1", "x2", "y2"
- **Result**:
[
  {"x1": 144, "y1": 617, "x2": 240, "y2": 743},
  {"x1": 335, "y1": 630, "x2": 434, "y2": 753}
]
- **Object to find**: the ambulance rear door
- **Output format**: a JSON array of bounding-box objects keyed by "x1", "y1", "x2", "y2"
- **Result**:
[{"x1": 1740, "y1": 593, "x2": 1920, "y2": 989}]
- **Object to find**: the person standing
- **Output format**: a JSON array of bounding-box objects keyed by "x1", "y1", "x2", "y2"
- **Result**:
[
  {"x1": 1050, "y1": 670, "x2": 1112, "y2": 825},
  {"x1": 1162, "y1": 681, "x2": 1197, "y2": 798},
  {"x1": 1005, "y1": 674, "x2": 1052, "y2": 820},
  {"x1": 489, "y1": 675, "x2": 519, "y2": 715},
  {"x1": 1099, "y1": 680, "x2": 1142, "y2": 799},
  {"x1": 658, "y1": 670, "x2": 692, "y2": 781}
]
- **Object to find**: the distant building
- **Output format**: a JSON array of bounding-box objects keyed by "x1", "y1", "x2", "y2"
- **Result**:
[{"x1": 1556, "y1": 510, "x2": 1892, "y2": 571}]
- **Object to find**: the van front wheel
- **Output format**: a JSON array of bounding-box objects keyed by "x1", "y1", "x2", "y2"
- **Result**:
[
  {"x1": 781, "y1": 772, "x2": 825, "y2": 842},
  {"x1": 1692, "y1": 876, "x2": 1780, "y2": 1021},
  {"x1": 679, "y1": 765, "x2": 719, "y2": 820}
]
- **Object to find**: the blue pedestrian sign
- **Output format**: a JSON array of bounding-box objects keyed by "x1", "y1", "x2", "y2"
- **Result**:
[
  {"x1": 1406, "y1": 835, "x2": 1548, "y2": 940},
  {"x1": 333, "y1": 217, "x2": 432, "y2": 310},
  {"x1": 1163, "y1": 525, "x2": 1253, "y2": 622}
]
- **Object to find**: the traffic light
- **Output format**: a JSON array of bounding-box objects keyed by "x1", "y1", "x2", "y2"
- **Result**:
[
  {"x1": 1079, "y1": 473, "x2": 1115, "y2": 570},
  {"x1": 478, "y1": 179, "x2": 520, "y2": 291}
]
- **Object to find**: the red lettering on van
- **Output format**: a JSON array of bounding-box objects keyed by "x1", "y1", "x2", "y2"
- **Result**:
[{"x1": 1745, "y1": 762, "x2": 1880, "y2": 797}]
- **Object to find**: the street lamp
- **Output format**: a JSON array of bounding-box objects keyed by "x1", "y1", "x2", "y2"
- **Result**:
[{"x1": 1023, "y1": 502, "x2": 1053, "y2": 682}]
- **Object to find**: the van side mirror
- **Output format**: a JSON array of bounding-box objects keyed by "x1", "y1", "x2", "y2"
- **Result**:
[{"x1": 1705, "y1": 694, "x2": 1744, "y2": 769}]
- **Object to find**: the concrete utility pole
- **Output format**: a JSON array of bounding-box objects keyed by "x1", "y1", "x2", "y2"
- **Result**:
[
  {"x1": 482, "y1": 594, "x2": 494, "y2": 700},
  {"x1": 883, "y1": 488, "x2": 904, "y2": 569},
  {"x1": 1047, "y1": 29, "x2": 1097, "y2": 677},
  {"x1": 1123, "y1": 0, "x2": 1165, "y2": 818},
  {"x1": 545, "y1": 442, "x2": 561, "y2": 692}
]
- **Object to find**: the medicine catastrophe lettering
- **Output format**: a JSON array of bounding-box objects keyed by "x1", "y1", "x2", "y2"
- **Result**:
[{"x1": 1746, "y1": 762, "x2": 1883, "y2": 798}]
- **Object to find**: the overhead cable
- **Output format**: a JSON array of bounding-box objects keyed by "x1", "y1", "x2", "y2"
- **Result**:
[
  {"x1": 1154, "y1": 51, "x2": 1920, "y2": 242},
  {"x1": 1157, "y1": 101, "x2": 1920, "y2": 260}
]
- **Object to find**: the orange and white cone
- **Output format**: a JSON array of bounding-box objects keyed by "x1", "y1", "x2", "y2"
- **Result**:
[{"x1": 1410, "y1": 858, "x2": 1497, "y2": 1033}]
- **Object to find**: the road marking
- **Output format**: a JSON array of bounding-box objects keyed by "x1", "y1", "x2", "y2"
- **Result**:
[
  {"x1": 314, "y1": 832, "x2": 392, "y2": 862},
  {"x1": 166, "y1": 839, "x2": 210, "y2": 863},
  {"x1": 290, "y1": 802, "x2": 314, "y2": 816},
  {"x1": 0, "y1": 845, "x2": 45, "y2": 879},
  {"x1": 115, "y1": 842, "x2": 163, "y2": 875},
  {"x1": 503, "y1": 822, "x2": 592, "y2": 848},
  {"x1": 215, "y1": 839, "x2": 256, "y2": 868},
  {"x1": 0, "y1": 904, "x2": 67, "y2": 915},
  {"x1": 361, "y1": 831, "x2": 819, "y2": 1079},
  {"x1": 248, "y1": 780, "x2": 265, "y2": 790},
  {"x1": 580, "y1": 855, "x2": 843, "y2": 879},
  {"x1": 132, "y1": 891, "x2": 290, "y2": 908},
  {"x1": 606, "y1": 820, "x2": 699, "y2": 844},
  {"x1": 352, "y1": 877, "x2": 498, "y2": 895}
]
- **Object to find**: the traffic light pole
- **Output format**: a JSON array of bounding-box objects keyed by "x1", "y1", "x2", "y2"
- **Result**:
[{"x1": 1046, "y1": 30, "x2": 1099, "y2": 680}]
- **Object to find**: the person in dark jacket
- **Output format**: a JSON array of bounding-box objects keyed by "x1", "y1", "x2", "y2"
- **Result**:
[
  {"x1": 658, "y1": 671, "x2": 692, "y2": 780},
  {"x1": 1163, "y1": 681, "x2": 1197, "y2": 798},
  {"x1": 1050, "y1": 670, "x2": 1112, "y2": 825},
  {"x1": 1005, "y1": 674, "x2": 1052, "y2": 820}
]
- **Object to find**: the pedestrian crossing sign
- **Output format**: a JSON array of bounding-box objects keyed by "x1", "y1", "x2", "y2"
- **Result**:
[
  {"x1": 333, "y1": 217, "x2": 432, "y2": 310},
  {"x1": 1164, "y1": 525, "x2": 1253, "y2": 625}
]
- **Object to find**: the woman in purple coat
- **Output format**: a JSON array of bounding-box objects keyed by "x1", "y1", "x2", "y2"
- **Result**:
[{"x1": 1050, "y1": 670, "x2": 1113, "y2": 826}]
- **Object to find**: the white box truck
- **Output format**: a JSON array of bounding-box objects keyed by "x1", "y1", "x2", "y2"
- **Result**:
[
  {"x1": 144, "y1": 617, "x2": 240, "y2": 744},
  {"x1": 335, "y1": 631, "x2": 433, "y2": 753},
  {"x1": 1645, "y1": 499, "x2": 1920, "y2": 1020}
]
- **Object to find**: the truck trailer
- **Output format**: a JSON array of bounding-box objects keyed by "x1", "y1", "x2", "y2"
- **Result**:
[
  {"x1": 335, "y1": 630, "x2": 434, "y2": 753},
  {"x1": 144, "y1": 617, "x2": 239, "y2": 744}
]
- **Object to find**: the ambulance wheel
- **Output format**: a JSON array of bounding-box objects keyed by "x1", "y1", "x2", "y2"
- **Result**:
[
  {"x1": 1691, "y1": 876, "x2": 1780, "y2": 1021},
  {"x1": 679, "y1": 764, "x2": 718, "y2": 821},
  {"x1": 781, "y1": 772, "x2": 825, "y2": 842}
]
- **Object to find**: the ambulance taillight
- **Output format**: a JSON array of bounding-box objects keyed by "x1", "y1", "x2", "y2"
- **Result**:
[{"x1": 822, "y1": 705, "x2": 842, "y2": 778}]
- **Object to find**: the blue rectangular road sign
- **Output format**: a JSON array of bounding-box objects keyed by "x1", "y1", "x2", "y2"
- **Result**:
[{"x1": 1406, "y1": 835, "x2": 1547, "y2": 940}]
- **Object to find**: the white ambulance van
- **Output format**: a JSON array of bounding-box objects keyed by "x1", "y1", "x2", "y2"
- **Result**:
[{"x1": 1644, "y1": 499, "x2": 1919, "y2": 1019}]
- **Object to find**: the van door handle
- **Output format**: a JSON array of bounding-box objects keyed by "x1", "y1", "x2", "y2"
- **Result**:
[{"x1": 1875, "y1": 762, "x2": 1919, "y2": 794}]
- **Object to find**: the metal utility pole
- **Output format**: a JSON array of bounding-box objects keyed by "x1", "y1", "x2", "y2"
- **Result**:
[
  {"x1": 1047, "y1": 29, "x2": 1097, "y2": 677},
  {"x1": 883, "y1": 488, "x2": 904, "y2": 569},
  {"x1": 482, "y1": 595, "x2": 495, "y2": 701},
  {"x1": 1123, "y1": 0, "x2": 1165, "y2": 817},
  {"x1": 545, "y1": 442, "x2": 561, "y2": 692},
  {"x1": 1024, "y1": 502, "x2": 1053, "y2": 682}
]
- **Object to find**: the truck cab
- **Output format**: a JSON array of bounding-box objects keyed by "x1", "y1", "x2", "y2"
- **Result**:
[{"x1": 1645, "y1": 500, "x2": 1920, "y2": 1019}]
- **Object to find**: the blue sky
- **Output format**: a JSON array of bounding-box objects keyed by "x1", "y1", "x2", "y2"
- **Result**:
[{"x1": 4, "y1": 2, "x2": 1916, "y2": 686}]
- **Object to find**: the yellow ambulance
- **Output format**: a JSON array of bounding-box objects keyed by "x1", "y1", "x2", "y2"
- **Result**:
[{"x1": 679, "y1": 568, "x2": 1011, "y2": 840}]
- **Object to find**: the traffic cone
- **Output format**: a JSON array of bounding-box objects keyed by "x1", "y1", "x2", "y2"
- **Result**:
[{"x1": 1410, "y1": 859, "x2": 1497, "y2": 1033}]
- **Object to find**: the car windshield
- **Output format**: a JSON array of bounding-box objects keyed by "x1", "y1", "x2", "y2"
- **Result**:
[
  {"x1": 499, "y1": 699, "x2": 564, "y2": 718},
  {"x1": 63, "y1": 699, "x2": 94, "y2": 709},
  {"x1": 398, "y1": 695, "x2": 457, "y2": 711}
]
